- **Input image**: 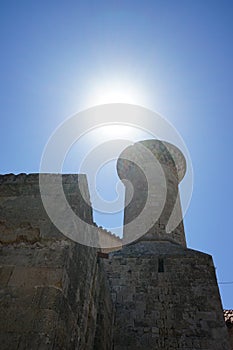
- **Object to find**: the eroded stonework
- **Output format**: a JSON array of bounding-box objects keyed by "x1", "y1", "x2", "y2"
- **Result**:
[
  {"x1": 105, "y1": 242, "x2": 230, "y2": 349},
  {"x1": 0, "y1": 174, "x2": 114, "y2": 350},
  {"x1": 0, "y1": 139, "x2": 231, "y2": 349}
]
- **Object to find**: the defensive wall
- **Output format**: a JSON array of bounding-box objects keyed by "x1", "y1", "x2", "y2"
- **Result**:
[{"x1": 0, "y1": 140, "x2": 232, "y2": 349}]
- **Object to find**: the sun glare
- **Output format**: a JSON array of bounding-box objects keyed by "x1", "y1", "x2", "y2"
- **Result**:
[
  {"x1": 87, "y1": 124, "x2": 153, "y2": 145},
  {"x1": 85, "y1": 78, "x2": 147, "y2": 107},
  {"x1": 81, "y1": 77, "x2": 152, "y2": 143},
  {"x1": 99, "y1": 124, "x2": 135, "y2": 139}
]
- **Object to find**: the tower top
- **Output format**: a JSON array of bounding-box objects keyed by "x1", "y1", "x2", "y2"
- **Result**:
[
  {"x1": 117, "y1": 139, "x2": 187, "y2": 246},
  {"x1": 117, "y1": 140, "x2": 186, "y2": 183}
]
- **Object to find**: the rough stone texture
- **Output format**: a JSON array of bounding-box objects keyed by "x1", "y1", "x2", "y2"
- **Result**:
[
  {"x1": 117, "y1": 140, "x2": 186, "y2": 246},
  {"x1": 97, "y1": 227, "x2": 122, "y2": 253},
  {"x1": 0, "y1": 174, "x2": 114, "y2": 350},
  {"x1": 224, "y1": 310, "x2": 233, "y2": 349},
  {"x1": 0, "y1": 173, "x2": 93, "y2": 243},
  {"x1": 0, "y1": 139, "x2": 231, "y2": 350},
  {"x1": 0, "y1": 241, "x2": 114, "y2": 350},
  {"x1": 105, "y1": 241, "x2": 230, "y2": 350},
  {"x1": 106, "y1": 139, "x2": 230, "y2": 350}
]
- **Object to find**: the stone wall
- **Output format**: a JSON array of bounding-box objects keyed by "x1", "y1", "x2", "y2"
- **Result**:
[
  {"x1": 0, "y1": 173, "x2": 93, "y2": 243},
  {"x1": 107, "y1": 139, "x2": 231, "y2": 350},
  {"x1": 0, "y1": 174, "x2": 114, "y2": 349},
  {"x1": 97, "y1": 227, "x2": 122, "y2": 253},
  {"x1": 0, "y1": 240, "x2": 114, "y2": 349},
  {"x1": 0, "y1": 169, "x2": 231, "y2": 350},
  {"x1": 105, "y1": 241, "x2": 230, "y2": 350}
]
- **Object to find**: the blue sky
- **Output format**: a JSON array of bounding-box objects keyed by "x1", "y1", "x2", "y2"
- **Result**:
[{"x1": 1, "y1": 1, "x2": 233, "y2": 308}]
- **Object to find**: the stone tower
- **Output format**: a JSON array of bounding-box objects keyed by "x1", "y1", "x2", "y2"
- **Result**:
[
  {"x1": 0, "y1": 141, "x2": 231, "y2": 349},
  {"x1": 105, "y1": 139, "x2": 231, "y2": 350},
  {"x1": 117, "y1": 140, "x2": 186, "y2": 246}
]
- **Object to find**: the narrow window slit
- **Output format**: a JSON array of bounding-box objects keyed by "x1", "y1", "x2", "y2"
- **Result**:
[{"x1": 158, "y1": 258, "x2": 164, "y2": 273}]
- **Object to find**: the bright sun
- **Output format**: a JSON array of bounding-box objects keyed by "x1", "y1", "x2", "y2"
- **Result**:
[
  {"x1": 85, "y1": 78, "x2": 147, "y2": 107},
  {"x1": 82, "y1": 77, "x2": 151, "y2": 142}
]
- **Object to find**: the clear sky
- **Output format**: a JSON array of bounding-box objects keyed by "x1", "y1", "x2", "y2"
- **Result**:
[{"x1": 1, "y1": 1, "x2": 233, "y2": 308}]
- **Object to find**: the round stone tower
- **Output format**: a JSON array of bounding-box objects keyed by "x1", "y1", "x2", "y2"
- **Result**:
[{"x1": 117, "y1": 139, "x2": 187, "y2": 246}]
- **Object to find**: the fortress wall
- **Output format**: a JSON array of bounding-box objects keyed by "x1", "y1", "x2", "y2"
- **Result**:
[
  {"x1": 0, "y1": 174, "x2": 114, "y2": 349},
  {"x1": 97, "y1": 227, "x2": 122, "y2": 253},
  {"x1": 0, "y1": 168, "x2": 231, "y2": 349},
  {"x1": 0, "y1": 241, "x2": 114, "y2": 349},
  {"x1": 105, "y1": 241, "x2": 230, "y2": 350},
  {"x1": 229, "y1": 327, "x2": 233, "y2": 350},
  {"x1": 106, "y1": 139, "x2": 231, "y2": 350},
  {"x1": 0, "y1": 173, "x2": 93, "y2": 243}
]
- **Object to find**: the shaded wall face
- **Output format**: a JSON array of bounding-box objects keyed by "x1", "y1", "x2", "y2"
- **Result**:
[
  {"x1": 228, "y1": 327, "x2": 233, "y2": 350},
  {"x1": 227, "y1": 326, "x2": 233, "y2": 350},
  {"x1": 122, "y1": 160, "x2": 148, "y2": 225},
  {"x1": 122, "y1": 161, "x2": 181, "y2": 225},
  {"x1": 105, "y1": 242, "x2": 231, "y2": 350},
  {"x1": 0, "y1": 241, "x2": 114, "y2": 350},
  {"x1": 0, "y1": 174, "x2": 114, "y2": 350}
]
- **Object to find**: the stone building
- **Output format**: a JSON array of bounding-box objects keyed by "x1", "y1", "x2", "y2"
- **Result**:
[
  {"x1": 0, "y1": 140, "x2": 232, "y2": 349},
  {"x1": 224, "y1": 310, "x2": 233, "y2": 349}
]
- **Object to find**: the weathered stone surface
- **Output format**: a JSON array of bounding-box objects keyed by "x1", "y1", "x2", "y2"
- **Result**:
[
  {"x1": 108, "y1": 140, "x2": 230, "y2": 350},
  {"x1": 0, "y1": 174, "x2": 114, "y2": 350},
  {"x1": 105, "y1": 241, "x2": 230, "y2": 349},
  {"x1": 98, "y1": 227, "x2": 122, "y2": 253},
  {"x1": 117, "y1": 140, "x2": 186, "y2": 246},
  {"x1": 0, "y1": 241, "x2": 114, "y2": 350},
  {"x1": 0, "y1": 173, "x2": 94, "y2": 243},
  {"x1": 0, "y1": 139, "x2": 231, "y2": 350}
]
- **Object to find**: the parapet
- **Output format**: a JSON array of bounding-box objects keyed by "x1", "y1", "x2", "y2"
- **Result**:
[{"x1": 0, "y1": 173, "x2": 93, "y2": 243}]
